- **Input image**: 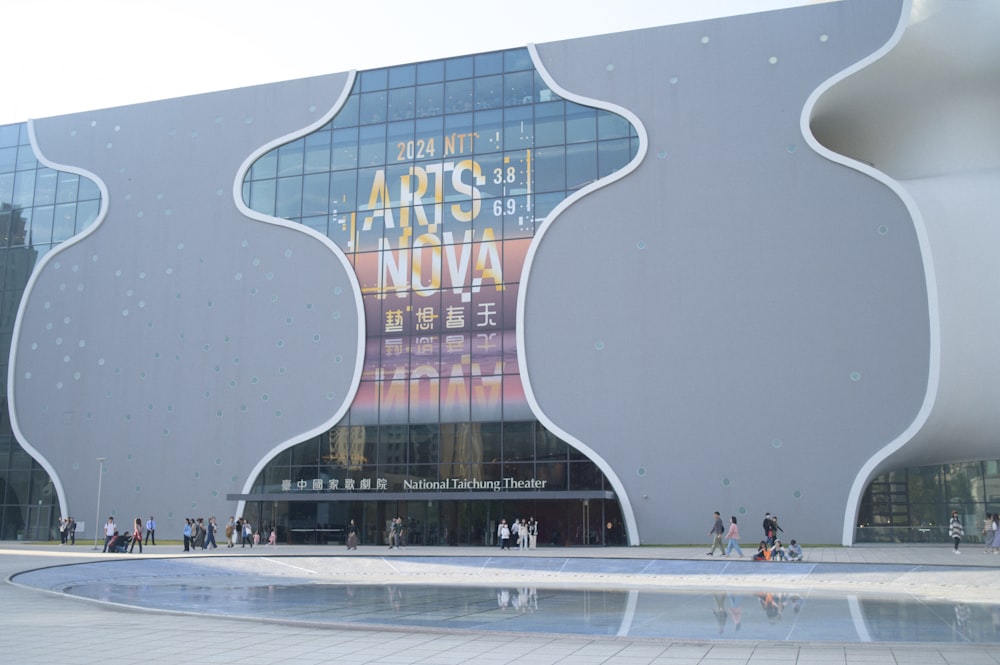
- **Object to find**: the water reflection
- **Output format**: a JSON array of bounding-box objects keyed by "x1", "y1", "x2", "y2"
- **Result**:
[{"x1": 60, "y1": 582, "x2": 1000, "y2": 644}]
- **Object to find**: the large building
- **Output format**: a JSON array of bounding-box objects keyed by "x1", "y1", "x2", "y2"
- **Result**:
[{"x1": 1, "y1": 0, "x2": 997, "y2": 547}]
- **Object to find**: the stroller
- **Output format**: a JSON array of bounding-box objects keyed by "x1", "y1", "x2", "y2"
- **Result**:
[{"x1": 107, "y1": 532, "x2": 132, "y2": 553}]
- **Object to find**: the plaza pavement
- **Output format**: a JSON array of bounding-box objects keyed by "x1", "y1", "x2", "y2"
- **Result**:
[{"x1": 2, "y1": 542, "x2": 1000, "y2": 665}]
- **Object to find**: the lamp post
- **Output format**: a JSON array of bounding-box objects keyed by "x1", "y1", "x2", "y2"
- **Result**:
[{"x1": 92, "y1": 457, "x2": 105, "y2": 550}]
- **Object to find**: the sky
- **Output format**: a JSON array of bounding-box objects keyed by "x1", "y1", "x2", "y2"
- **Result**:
[{"x1": 1, "y1": 0, "x2": 820, "y2": 126}]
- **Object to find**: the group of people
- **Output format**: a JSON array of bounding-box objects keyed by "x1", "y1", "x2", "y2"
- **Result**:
[
  {"x1": 496, "y1": 517, "x2": 538, "y2": 550},
  {"x1": 57, "y1": 517, "x2": 77, "y2": 545},
  {"x1": 707, "y1": 511, "x2": 802, "y2": 562},
  {"x1": 387, "y1": 517, "x2": 406, "y2": 549},
  {"x1": 101, "y1": 516, "x2": 154, "y2": 553}
]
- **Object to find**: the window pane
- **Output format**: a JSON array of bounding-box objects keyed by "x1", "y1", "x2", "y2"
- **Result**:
[
  {"x1": 332, "y1": 128, "x2": 358, "y2": 170},
  {"x1": 388, "y1": 87, "x2": 415, "y2": 121},
  {"x1": 250, "y1": 150, "x2": 277, "y2": 180},
  {"x1": 598, "y1": 111, "x2": 630, "y2": 140},
  {"x1": 388, "y1": 64, "x2": 415, "y2": 89},
  {"x1": 304, "y1": 131, "x2": 331, "y2": 173},
  {"x1": 445, "y1": 79, "x2": 473, "y2": 114},
  {"x1": 359, "y1": 125, "x2": 386, "y2": 167},
  {"x1": 28, "y1": 205, "x2": 53, "y2": 245},
  {"x1": 249, "y1": 179, "x2": 276, "y2": 216},
  {"x1": 417, "y1": 60, "x2": 444, "y2": 84},
  {"x1": 55, "y1": 172, "x2": 79, "y2": 203},
  {"x1": 12, "y1": 170, "x2": 35, "y2": 207},
  {"x1": 415, "y1": 83, "x2": 443, "y2": 118},
  {"x1": 475, "y1": 52, "x2": 503, "y2": 76},
  {"x1": 504, "y1": 71, "x2": 533, "y2": 106},
  {"x1": 0, "y1": 147, "x2": 15, "y2": 173},
  {"x1": 503, "y1": 106, "x2": 532, "y2": 150},
  {"x1": 475, "y1": 75, "x2": 502, "y2": 110},
  {"x1": 332, "y1": 94, "x2": 359, "y2": 128},
  {"x1": 302, "y1": 173, "x2": 329, "y2": 217},
  {"x1": 533, "y1": 146, "x2": 565, "y2": 193},
  {"x1": 275, "y1": 176, "x2": 303, "y2": 219},
  {"x1": 277, "y1": 140, "x2": 304, "y2": 177},
  {"x1": 76, "y1": 200, "x2": 100, "y2": 233},
  {"x1": 78, "y1": 177, "x2": 100, "y2": 201},
  {"x1": 360, "y1": 68, "x2": 387, "y2": 92},
  {"x1": 52, "y1": 203, "x2": 77, "y2": 242},
  {"x1": 566, "y1": 142, "x2": 597, "y2": 190},
  {"x1": 566, "y1": 103, "x2": 597, "y2": 143},
  {"x1": 330, "y1": 170, "x2": 357, "y2": 213},
  {"x1": 598, "y1": 138, "x2": 631, "y2": 178},
  {"x1": 360, "y1": 91, "x2": 387, "y2": 125},
  {"x1": 445, "y1": 56, "x2": 473, "y2": 80},
  {"x1": 33, "y1": 169, "x2": 57, "y2": 206}
]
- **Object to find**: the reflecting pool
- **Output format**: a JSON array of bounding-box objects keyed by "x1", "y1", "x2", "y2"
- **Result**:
[{"x1": 49, "y1": 582, "x2": 1000, "y2": 644}]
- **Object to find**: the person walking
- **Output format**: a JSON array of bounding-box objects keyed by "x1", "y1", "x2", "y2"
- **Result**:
[
  {"x1": 346, "y1": 519, "x2": 358, "y2": 550},
  {"x1": 204, "y1": 517, "x2": 218, "y2": 549},
  {"x1": 990, "y1": 514, "x2": 1000, "y2": 554},
  {"x1": 129, "y1": 518, "x2": 143, "y2": 553},
  {"x1": 242, "y1": 519, "x2": 253, "y2": 548},
  {"x1": 182, "y1": 518, "x2": 192, "y2": 552},
  {"x1": 707, "y1": 511, "x2": 725, "y2": 555},
  {"x1": 949, "y1": 510, "x2": 964, "y2": 554},
  {"x1": 145, "y1": 516, "x2": 156, "y2": 545},
  {"x1": 724, "y1": 516, "x2": 743, "y2": 557}
]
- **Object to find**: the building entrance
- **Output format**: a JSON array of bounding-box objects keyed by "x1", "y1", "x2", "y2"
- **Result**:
[{"x1": 241, "y1": 498, "x2": 624, "y2": 548}]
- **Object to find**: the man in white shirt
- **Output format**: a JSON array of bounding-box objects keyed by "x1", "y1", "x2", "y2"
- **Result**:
[{"x1": 102, "y1": 517, "x2": 117, "y2": 552}]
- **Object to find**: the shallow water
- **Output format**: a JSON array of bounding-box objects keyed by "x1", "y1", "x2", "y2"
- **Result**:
[{"x1": 56, "y1": 581, "x2": 1000, "y2": 644}]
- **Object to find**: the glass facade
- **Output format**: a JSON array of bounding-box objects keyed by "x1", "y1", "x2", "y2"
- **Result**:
[
  {"x1": 0, "y1": 121, "x2": 100, "y2": 539},
  {"x1": 857, "y1": 460, "x2": 1000, "y2": 544},
  {"x1": 240, "y1": 48, "x2": 638, "y2": 545}
]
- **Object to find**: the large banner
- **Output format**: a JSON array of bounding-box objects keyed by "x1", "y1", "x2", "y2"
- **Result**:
[{"x1": 342, "y1": 135, "x2": 536, "y2": 424}]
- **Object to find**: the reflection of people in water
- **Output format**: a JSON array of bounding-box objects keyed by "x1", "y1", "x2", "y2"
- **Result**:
[
  {"x1": 386, "y1": 585, "x2": 403, "y2": 610},
  {"x1": 954, "y1": 602, "x2": 971, "y2": 640},
  {"x1": 757, "y1": 591, "x2": 782, "y2": 623},
  {"x1": 497, "y1": 588, "x2": 510, "y2": 609},
  {"x1": 712, "y1": 593, "x2": 728, "y2": 634},
  {"x1": 727, "y1": 593, "x2": 742, "y2": 632}
]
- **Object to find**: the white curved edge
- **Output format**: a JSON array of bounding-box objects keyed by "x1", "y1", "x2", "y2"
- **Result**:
[
  {"x1": 7, "y1": 121, "x2": 114, "y2": 521},
  {"x1": 847, "y1": 595, "x2": 874, "y2": 642},
  {"x1": 231, "y1": 71, "x2": 366, "y2": 517},
  {"x1": 799, "y1": 0, "x2": 941, "y2": 546},
  {"x1": 617, "y1": 589, "x2": 639, "y2": 636},
  {"x1": 519, "y1": 44, "x2": 648, "y2": 546}
]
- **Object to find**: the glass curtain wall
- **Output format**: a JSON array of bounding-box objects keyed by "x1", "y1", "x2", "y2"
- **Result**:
[{"x1": 857, "y1": 460, "x2": 1000, "y2": 544}]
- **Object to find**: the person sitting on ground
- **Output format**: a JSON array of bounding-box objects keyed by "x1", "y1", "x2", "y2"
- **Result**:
[
  {"x1": 753, "y1": 540, "x2": 771, "y2": 561},
  {"x1": 770, "y1": 539, "x2": 786, "y2": 561},
  {"x1": 785, "y1": 539, "x2": 803, "y2": 562}
]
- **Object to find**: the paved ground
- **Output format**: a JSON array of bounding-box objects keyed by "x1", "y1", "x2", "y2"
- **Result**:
[{"x1": 3, "y1": 542, "x2": 1000, "y2": 664}]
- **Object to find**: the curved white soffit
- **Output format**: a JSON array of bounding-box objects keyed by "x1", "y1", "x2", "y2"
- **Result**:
[
  {"x1": 520, "y1": 43, "x2": 648, "y2": 546},
  {"x1": 799, "y1": 0, "x2": 941, "y2": 546},
  {"x1": 7, "y1": 121, "x2": 113, "y2": 520},
  {"x1": 232, "y1": 71, "x2": 366, "y2": 513}
]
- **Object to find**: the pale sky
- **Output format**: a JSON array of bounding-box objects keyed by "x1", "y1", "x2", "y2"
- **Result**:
[{"x1": 1, "y1": 0, "x2": 818, "y2": 126}]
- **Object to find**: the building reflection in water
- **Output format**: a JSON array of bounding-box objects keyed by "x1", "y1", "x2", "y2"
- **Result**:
[{"x1": 58, "y1": 581, "x2": 1000, "y2": 644}]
